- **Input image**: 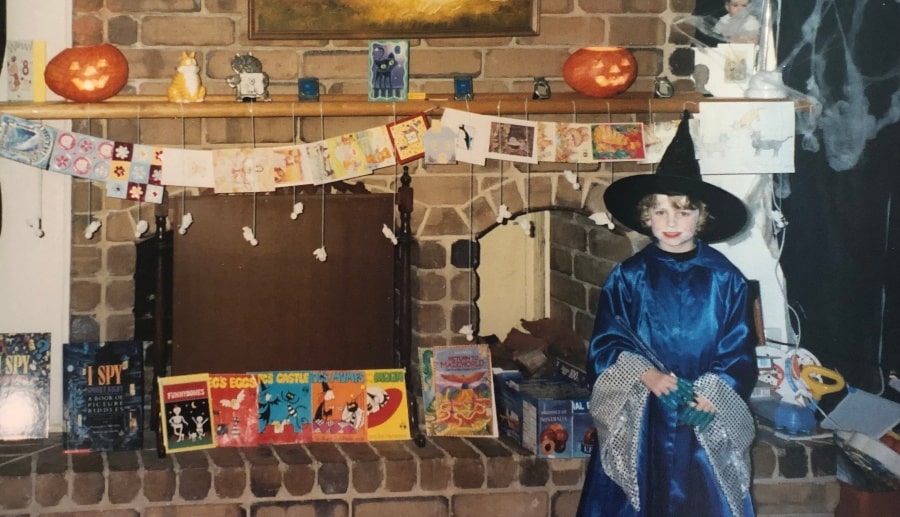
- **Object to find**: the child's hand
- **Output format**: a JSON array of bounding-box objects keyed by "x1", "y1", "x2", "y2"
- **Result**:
[
  {"x1": 640, "y1": 368, "x2": 677, "y2": 397},
  {"x1": 693, "y1": 393, "x2": 716, "y2": 413},
  {"x1": 677, "y1": 402, "x2": 716, "y2": 431}
]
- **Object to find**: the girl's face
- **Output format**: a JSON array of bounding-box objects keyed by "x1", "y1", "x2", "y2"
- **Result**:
[{"x1": 648, "y1": 194, "x2": 699, "y2": 253}]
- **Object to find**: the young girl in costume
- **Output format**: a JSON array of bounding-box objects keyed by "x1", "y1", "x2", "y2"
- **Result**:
[{"x1": 577, "y1": 111, "x2": 758, "y2": 516}]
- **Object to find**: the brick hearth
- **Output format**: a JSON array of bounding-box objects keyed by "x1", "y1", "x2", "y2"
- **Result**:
[{"x1": 0, "y1": 428, "x2": 839, "y2": 516}]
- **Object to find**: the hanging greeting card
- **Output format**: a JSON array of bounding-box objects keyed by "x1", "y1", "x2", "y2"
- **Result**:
[
  {"x1": 48, "y1": 131, "x2": 114, "y2": 181},
  {"x1": 160, "y1": 148, "x2": 215, "y2": 188},
  {"x1": 324, "y1": 132, "x2": 372, "y2": 181},
  {"x1": 536, "y1": 121, "x2": 594, "y2": 163},
  {"x1": 107, "y1": 142, "x2": 165, "y2": 204},
  {"x1": 212, "y1": 147, "x2": 276, "y2": 193},
  {"x1": 0, "y1": 114, "x2": 56, "y2": 169},
  {"x1": 423, "y1": 119, "x2": 458, "y2": 165},
  {"x1": 387, "y1": 114, "x2": 429, "y2": 164},
  {"x1": 486, "y1": 116, "x2": 539, "y2": 164},
  {"x1": 356, "y1": 125, "x2": 397, "y2": 171},
  {"x1": 590, "y1": 123, "x2": 647, "y2": 161},
  {"x1": 439, "y1": 108, "x2": 491, "y2": 166}
]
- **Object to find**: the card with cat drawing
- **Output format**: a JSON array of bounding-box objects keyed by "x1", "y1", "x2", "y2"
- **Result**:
[
  {"x1": 697, "y1": 101, "x2": 795, "y2": 174},
  {"x1": 368, "y1": 40, "x2": 409, "y2": 102}
]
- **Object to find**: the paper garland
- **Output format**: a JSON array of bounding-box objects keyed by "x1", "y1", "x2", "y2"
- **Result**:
[{"x1": 0, "y1": 110, "x2": 656, "y2": 207}]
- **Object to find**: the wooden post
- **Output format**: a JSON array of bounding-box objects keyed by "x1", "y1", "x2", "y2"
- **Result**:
[
  {"x1": 151, "y1": 199, "x2": 170, "y2": 457},
  {"x1": 395, "y1": 166, "x2": 425, "y2": 446}
]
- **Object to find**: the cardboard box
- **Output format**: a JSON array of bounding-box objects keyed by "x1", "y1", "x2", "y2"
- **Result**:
[
  {"x1": 553, "y1": 357, "x2": 590, "y2": 389},
  {"x1": 493, "y1": 372, "x2": 591, "y2": 458},
  {"x1": 493, "y1": 370, "x2": 526, "y2": 444},
  {"x1": 572, "y1": 397, "x2": 598, "y2": 457}
]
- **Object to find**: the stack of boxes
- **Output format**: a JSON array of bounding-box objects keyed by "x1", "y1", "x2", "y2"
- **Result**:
[{"x1": 494, "y1": 359, "x2": 594, "y2": 459}]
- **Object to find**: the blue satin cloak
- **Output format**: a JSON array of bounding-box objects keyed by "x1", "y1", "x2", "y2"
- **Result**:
[{"x1": 577, "y1": 241, "x2": 758, "y2": 517}]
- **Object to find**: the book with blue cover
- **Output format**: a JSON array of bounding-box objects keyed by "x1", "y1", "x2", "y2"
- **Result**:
[
  {"x1": 63, "y1": 341, "x2": 143, "y2": 453},
  {"x1": 0, "y1": 333, "x2": 52, "y2": 440},
  {"x1": 254, "y1": 370, "x2": 312, "y2": 444}
]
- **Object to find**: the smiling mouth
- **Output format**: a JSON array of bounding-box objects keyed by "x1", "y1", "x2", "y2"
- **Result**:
[{"x1": 662, "y1": 232, "x2": 681, "y2": 238}]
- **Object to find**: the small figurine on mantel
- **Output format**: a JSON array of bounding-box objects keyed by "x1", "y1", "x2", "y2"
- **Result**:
[
  {"x1": 226, "y1": 53, "x2": 271, "y2": 102},
  {"x1": 167, "y1": 51, "x2": 207, "y2": 103}
]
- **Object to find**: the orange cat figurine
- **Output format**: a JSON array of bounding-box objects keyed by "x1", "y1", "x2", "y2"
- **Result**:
[{"x1": 167, "y1": 51, "x2": 207, "y2": 103}]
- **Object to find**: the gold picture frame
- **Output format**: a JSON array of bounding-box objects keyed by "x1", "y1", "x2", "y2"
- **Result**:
[{"x1": 248, "y1": 0, "x2": 540, "y2": 40}]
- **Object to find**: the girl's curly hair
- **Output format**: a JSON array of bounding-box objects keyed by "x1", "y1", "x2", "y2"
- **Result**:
[{"x1": 637, "y1": 193, "x2": 712, "y2": 233}]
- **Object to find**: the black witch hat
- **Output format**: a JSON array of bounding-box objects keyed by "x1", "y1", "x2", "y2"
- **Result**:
[{"x1": 603, "y1": 110, "x2": 748, "y2": 243}]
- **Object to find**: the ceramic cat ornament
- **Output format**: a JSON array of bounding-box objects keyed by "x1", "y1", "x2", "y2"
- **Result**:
[
  {"x1": 226, "y1": 53, "x2": 271, "y2": 102},
  {"x1": 167, "y1": 51, "x2": 207, "y2": 103}
]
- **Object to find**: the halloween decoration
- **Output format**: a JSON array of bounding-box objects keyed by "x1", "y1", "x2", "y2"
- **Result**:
[
  {"x1": 453, "y1": 75, "x2": 474, "y2": 101},
  {"x1": 562, "y1": 47, "x2": 637, "y2": 98},
  {"x1": 298, "y1": 77, "x2": 319, "y2": 101},
  {"x1": 226, "y1": 53, "x2": 270, "y2": 102},
  {"x1": 44, "y1": 44, "x2": 129, "y2": 103},
  {"x1": 167, "y1": 51, "x2": 206, "y2": 103},
  {"x1": 532, "y1": 77, "x2": 551, "y2": 100}
]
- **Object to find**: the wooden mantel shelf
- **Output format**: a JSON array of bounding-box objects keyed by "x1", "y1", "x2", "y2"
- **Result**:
[{"x1": 0, "y1": 92, "x2": 781, "y2": 120}]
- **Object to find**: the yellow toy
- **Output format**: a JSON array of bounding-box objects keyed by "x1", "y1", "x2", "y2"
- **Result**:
[{"x1": 167, "y1": 51, "x2": 206, "y2": 103}]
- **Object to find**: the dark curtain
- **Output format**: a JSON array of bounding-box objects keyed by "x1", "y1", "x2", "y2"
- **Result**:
[{"x1": 778, "y1": 1, "x2": 900, "y2": 391}]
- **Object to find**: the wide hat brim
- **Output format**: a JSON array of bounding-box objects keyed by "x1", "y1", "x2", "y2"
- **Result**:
[{"x1": 603, "y1": 174, "x2": 749, "y2": 243}]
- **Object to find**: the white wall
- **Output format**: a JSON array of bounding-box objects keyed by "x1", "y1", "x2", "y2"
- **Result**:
[{"x1": 0, "y1": 2, "x2": 72, "y2": 431}]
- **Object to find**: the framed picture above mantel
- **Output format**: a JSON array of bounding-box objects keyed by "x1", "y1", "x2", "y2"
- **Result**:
[{"x1": 248, "y1": 0, "x2": 540, "y2": 40}]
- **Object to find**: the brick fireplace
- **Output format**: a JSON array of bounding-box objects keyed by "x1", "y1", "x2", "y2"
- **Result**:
[
  {"x1": 0, "y1": 2, "x2": 843, "y2": 516},
  {"x1": 0, "y1": 428, "x2": 839, "y2": 516}
]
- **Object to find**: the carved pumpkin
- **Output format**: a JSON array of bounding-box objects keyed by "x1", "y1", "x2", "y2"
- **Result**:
[
  {"x1": 44, "y1": 44, "x2": 129, "y2": 103},
  {"x1": 562, "y1": 47, "x2": 637, "y2": 98}
]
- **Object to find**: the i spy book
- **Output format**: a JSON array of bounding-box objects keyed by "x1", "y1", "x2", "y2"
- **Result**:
[
  {"x1": 63, "y1": 341, "x2": 143, "y2": 453},
  {"x1": 0, "y1": 333, "x2": 51, "y2": 440}
]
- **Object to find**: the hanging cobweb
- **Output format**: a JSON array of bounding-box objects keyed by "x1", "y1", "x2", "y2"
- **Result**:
[{"x1": 676, "y1": 0, "x2": 900, "y2": 172}]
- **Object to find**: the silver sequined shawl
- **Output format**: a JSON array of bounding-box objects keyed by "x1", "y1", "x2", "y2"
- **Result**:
[{"x1": 590, "y1": 352, "x2": 755, "y2": 516}]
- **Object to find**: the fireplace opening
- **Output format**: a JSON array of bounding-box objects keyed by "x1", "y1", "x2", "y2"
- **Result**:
[{"x1": 475, "y1": 208, "x2": 641, "y2": 376}]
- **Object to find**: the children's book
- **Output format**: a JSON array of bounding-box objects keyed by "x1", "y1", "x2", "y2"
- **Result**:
[
  {"x1": 418, "y1": 346, "x2": 437, "y2": 436},
  {"x1": 0, "y1": 333, "x2": 52, "y2": 440},
  {"x1": 364, "y1": 368, "x2": 411, "y2": 441},
  {"x1": 310, "y1": 370, "x2": 368, "y2": 442},
  {"x1": 158, "y1": 373, "x2": 216, "y2": 453},
  {"x1": 429, "y1": 344, "x2": 498, "y2": 437},
  {"x1": 209, "y1": 373, "x2": 260, "y2": 447},
  {"x1": 62, "y1": 341, "x2": 143, "y2": 453},
  {"x1": 254, "y1": 371, "x2": 312, "y2": 444}
]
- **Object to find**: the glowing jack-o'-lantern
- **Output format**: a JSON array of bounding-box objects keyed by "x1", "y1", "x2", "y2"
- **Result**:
[
  {"x1": 562, "y1": 47, "x2": 637, "y2": 98},
  {"x1": 44, "y1": 44, "x2": 129, "y2": 103}
]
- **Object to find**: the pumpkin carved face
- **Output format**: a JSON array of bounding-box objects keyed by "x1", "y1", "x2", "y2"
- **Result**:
[
  {"x1": 562, "y1": 47, "x2": 637, "y2": 98},
  {"x1": 44, "y1": 44, "x2": 129, "y2": 103}
]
